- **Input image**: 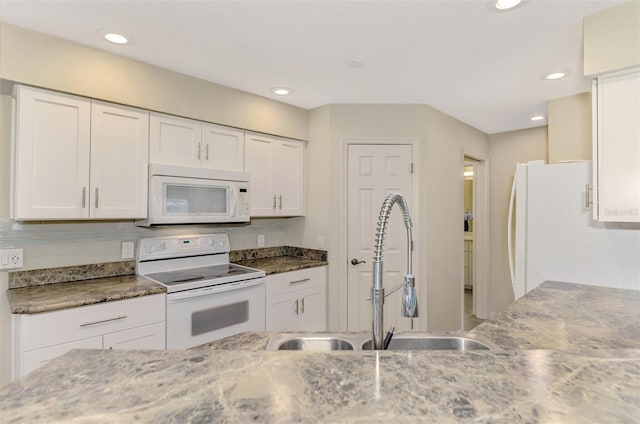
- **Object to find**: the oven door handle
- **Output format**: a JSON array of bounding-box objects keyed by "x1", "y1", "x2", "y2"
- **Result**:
[{"x1": 166, "y1": 278, "x2": 265, "y2": 302}]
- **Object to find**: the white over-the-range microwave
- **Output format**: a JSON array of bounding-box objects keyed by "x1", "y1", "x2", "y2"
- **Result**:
[{"x1": 136, "y1": 164, "x2": 251, "y2": 226}]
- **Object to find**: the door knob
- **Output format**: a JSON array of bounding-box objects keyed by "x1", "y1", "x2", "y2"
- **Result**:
[{"x1": 351, "y1": 258, "x2": 366, "y2": 266}]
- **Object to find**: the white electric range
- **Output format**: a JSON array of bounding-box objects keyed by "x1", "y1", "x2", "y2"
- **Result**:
[{"x1": 136, "y1": 234, "x2": 266, "y2": 349}]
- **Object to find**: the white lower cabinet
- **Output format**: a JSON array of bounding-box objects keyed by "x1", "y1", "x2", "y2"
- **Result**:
[
  {"x1": 265, "y1": 267, "x2": 326, "y2": 331},
  {"x1": 14, "y1": 294, "x2": 166, "y2": 378}
]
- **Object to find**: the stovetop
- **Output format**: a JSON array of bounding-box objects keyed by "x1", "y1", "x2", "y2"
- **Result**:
[{"x1": 145, "y1": 264, "x2": 257, "y2": 287}]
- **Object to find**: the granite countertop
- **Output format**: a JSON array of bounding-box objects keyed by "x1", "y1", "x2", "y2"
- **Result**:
[
  {"x1": 2, "y1": 281, "x2": 639, "y2": 422},
  {"x1": 7, "y1": 275, "x2": 166, "y2": 314},
  {"x1": 235, "y1": 255, "x2": 328, "y2": 275}
]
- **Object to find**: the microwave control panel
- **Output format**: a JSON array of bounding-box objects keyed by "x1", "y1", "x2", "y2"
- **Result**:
[{"x1": 238, "y1": 186, "x2": 250, "y2": 217}]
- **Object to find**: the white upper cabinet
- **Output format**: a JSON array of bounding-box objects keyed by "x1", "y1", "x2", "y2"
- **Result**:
[
  {"x1": 245, "y1": 133, "x2": 305, "y2": 217},
  {"x1": 592, "y1": 68, "x2": 640, "y2": 222},
  {"x1": 201, "y1": 123, "x2": 245, "y2": 171},
  {"x1": 90, "y1": 101, "x2": 149, "y2": 219},
  {"x1": 150, "y1": 113, "x2": 244, "y2": 171},
  {"x1": 13, "y1": 86, "x2": 149, "y2": 220},
  {"x1": 149, "y1": 112, "x2": 202, "y2": 167}
]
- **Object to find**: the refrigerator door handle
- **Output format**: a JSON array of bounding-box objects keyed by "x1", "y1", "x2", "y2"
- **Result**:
[{"x1": 507, "y1": 172, "x2": 517, "y2": 291}]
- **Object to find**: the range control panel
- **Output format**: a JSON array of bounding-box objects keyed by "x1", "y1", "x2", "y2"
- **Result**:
[{"x1": 137, "y1": 234, "x2": 229, "y2": 262}]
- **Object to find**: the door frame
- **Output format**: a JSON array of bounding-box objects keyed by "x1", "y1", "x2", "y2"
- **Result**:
[
  {"x1": 341, "y1": 137, "x2": 422, "y2": 331},
  {"x1": 461, "y1": 149, "x2": 490, "y2": 320}
]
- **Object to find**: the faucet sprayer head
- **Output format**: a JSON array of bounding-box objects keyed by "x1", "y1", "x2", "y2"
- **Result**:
[{"x1": 401, "y1": 275, "x2": 418, "y2": 318}]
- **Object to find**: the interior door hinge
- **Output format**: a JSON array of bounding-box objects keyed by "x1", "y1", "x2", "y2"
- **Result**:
[{"x1": 410, "y1": 163, "x2": 414, "y2": 174}]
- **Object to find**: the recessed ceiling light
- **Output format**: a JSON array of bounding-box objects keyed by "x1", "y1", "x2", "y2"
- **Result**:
[
  {"x1": 463, "y1": 171, "x2": 474, "y2": 177},
  {"x1": 530, "y1": 115, "x2": 545, "y2": 121},
  {"x1": 495, "y1": 0, "x2": 522, "y2": 10},
  {"x1": 97, "y1": 29, "x2": 133, "y2": 45},
  {"x1": 104, "y1": 33, "x2": 128, "y2": 44},
  {"x1": 543, "y1": 71, "x2": 568, "y2": 80},
  {"x1": 271, "y1": 87, "x2": 293, "y2": 96}
]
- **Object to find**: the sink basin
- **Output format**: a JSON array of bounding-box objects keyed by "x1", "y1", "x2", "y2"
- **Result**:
[
  {"x1": 271, "y1": 336, "x2": 355, "y2": 351},
  {"x1": 360, "y1": 335, "x2": 496, "y2": 351},
  {"x1": 265, "y1": 333, "x2": 500, "y2": 351}
]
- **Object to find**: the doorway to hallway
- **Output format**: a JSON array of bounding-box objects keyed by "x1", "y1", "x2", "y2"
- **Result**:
[{"x1": 462, "y1": 156, "x2": 488, "y2": 329}]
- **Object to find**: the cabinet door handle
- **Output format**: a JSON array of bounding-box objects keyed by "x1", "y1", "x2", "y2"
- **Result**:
[
  {"x1": 196, "y1": 143, "x2": 201, "y2": 160},
  {"x1": 300, "y1": 297, "x2": 305, "y2": 313},
  {"x1": 205, "y1": 144, "x2": 209, "y2": 161},
  {"x1": 585, "y1": 184, "x2": 593, "y2": 208},
  {"x1": 95, "y1": 188, "x2": 99, "y2": 208},
  {"x1": 294, "y1": 299, "x2": 299, "y2": 315},
  {"x1": 81, "y1": 187, "x2": 86, "y2": 208},
  {"x1": 289, "y1": 278, "x2": 311, "y2": 285},
  {"x1": 272, "y1": 195, "x2": 277, "y2": 209},
  {"x1": 80, "y1": 315, "x2": 127, "y2": 327},
  {"x1": 278, "y1": 195, "x2": 283, "y2": 209}
]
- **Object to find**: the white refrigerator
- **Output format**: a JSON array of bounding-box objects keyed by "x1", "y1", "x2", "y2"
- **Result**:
[{"x1": 508, "y1": 161, "x2": 640, "y2": 300}]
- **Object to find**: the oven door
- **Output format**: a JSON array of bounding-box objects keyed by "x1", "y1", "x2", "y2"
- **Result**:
[{"x1": 165, "y1": 278, "x2": 265, "y2": 349}]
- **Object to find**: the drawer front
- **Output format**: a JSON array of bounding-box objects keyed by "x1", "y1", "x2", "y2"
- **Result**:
[
  {"x1": 266, "y1": 266, "x2": 326, "y2": 297},
  {"x1": 103, "y1": 322, "x2": 166, "y2": 351},
  {"x1": 19, "y1": 294, "x2": 165, "y2": 351},
  {"x1": 20, "y1": 336, "x2": 103, "y2": 377}
]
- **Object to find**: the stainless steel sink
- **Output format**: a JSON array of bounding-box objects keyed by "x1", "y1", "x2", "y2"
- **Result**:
[
  {"x1": 265, "y1": 333, "x2": 500, "y2": 351},
  {"x1": 360, "y1": 335, "x2": 497, "y2": 351},
  {"x1": 276, "y1": 337, "x2": 354, "y2": 351}
]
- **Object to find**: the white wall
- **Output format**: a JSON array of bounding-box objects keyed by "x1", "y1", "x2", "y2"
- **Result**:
[
  {"x1": 0, "y1": 23, "x2": 308, "y2": 141},
  {"x1": 289, "y1": 104, "x2": 489, "y2": 332},
  {"x1": 488, "y1": 126, "x2": 548, "y2": 313}
]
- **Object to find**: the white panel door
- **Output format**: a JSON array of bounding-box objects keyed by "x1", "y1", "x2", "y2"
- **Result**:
[
  {"x1": 275, "y1": 140, "x2": 305, "y2": 216},
  {"x1": 149, "y1": 112, "x2": 202, "y2": 167},
  {"x1": 13, "y1": 85, "x2": 91, "y2": 219},
  {"x1": 90, "y1": 101, "x2": 149, "y2": 219},
  {"x1": 347, "y1": 144, "x2": 413, "y2": 332},
  {"x1": 202, "y1": 123, "x2": 245, "y2": 171}
]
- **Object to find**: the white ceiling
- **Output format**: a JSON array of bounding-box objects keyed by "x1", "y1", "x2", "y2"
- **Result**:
[{"x1": 0, "y1": 0, "x2": 624, "y2": 134}]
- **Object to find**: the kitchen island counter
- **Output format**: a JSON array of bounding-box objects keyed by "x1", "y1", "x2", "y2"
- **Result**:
[{"x1": 1, "y1": 281, "x2": 639, "y2": 422}]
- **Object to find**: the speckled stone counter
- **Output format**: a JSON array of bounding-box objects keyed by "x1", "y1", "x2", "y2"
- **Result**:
[
  {"x1": 7, "y1": 275, "x2": 166, "y2": 314},
  {"x1": 1, "y1": 348, "x2": 638, "y2": 422},
  {"x1": 2, "y1": 281, "x2": 640, "y2": 422},
  {"x1": 471, "y1": 281, "x2": 640, "y2": 350},
  {"x1": 231, "y1": 245, "x2": 328, "y2": 275},
  {"x1": 235, "y1": 255, "x2": 327, "y2": 275}
]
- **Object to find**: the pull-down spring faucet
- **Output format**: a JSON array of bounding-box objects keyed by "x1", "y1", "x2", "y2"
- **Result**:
[{"x1": 371, "y1": 192, "x2": 418, "y2": 350}]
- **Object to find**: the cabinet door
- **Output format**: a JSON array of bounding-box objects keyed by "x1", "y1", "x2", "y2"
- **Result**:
[
  {"x1": 103, "y1": 322, "x2": 166, "y2": 350},
  {"x1": 275, "y1": 140, "x2": 305, "y2": 216},
  {"x1": 149, "y1": 112, "x2": 202, "y2": 167},
  {"x1": 297, "y1": 286, "x2": 326, "y2": 331},
  {"x1": 593, "y1": 69, "x2": 640, "y2": 222},
  {"x1": 13, "y1": 85, "x2": 91, "y2": 219},
  {"x1": 90, "y1": 101, "x2": 150, "y2": 219},
  {"x1": 266, "y1": 292, "x2": 299, "y2": 331},
  {"x1": 202, "y1": 123, "x2": 245, "y2": 171},
  {"x1": 245, "y1": 134, "x2": 276, "y2": 216},
  {"x1": 21, "y1": 336, "x2": 102, "y2": 377}
]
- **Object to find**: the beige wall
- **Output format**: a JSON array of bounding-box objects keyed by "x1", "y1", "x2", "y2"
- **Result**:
[
  {"x1": 289, "y1": 104, "x2": 489, "y2": 332},
  {"x1": 0, "y1": 95, "x2": 11, "y2": 387},
  {"x1": 584, "y1": 1, "x2": 640, "y2": 76},
  {"x1": 0, "y1": 23, "x2": 308, "y2": 140},
  {"x1": 488, "y1": 126, "x2": 548, "y2": 313},
  {"x1": 548, "y1": 92, "x2": 592, "y2": 162}
]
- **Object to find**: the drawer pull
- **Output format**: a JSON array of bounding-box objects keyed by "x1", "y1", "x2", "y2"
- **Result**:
[
  {"x1": 80, "y1": 315, "x2": 127, "y2": 327},
  {"x1": 289, "y1": 278, "x2": 311, "y2": 285}
]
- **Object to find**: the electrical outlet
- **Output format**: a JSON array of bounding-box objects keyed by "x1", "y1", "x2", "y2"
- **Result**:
[
  {"x1": 121, "y1": 242, "x2": 135, "y2": 259},
  {"x1": 0, "y1": 248, "x2": 24, "y2": 270},
  {"x1": 257, "y1": 234, "x2": 265, "y2": 248}
]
